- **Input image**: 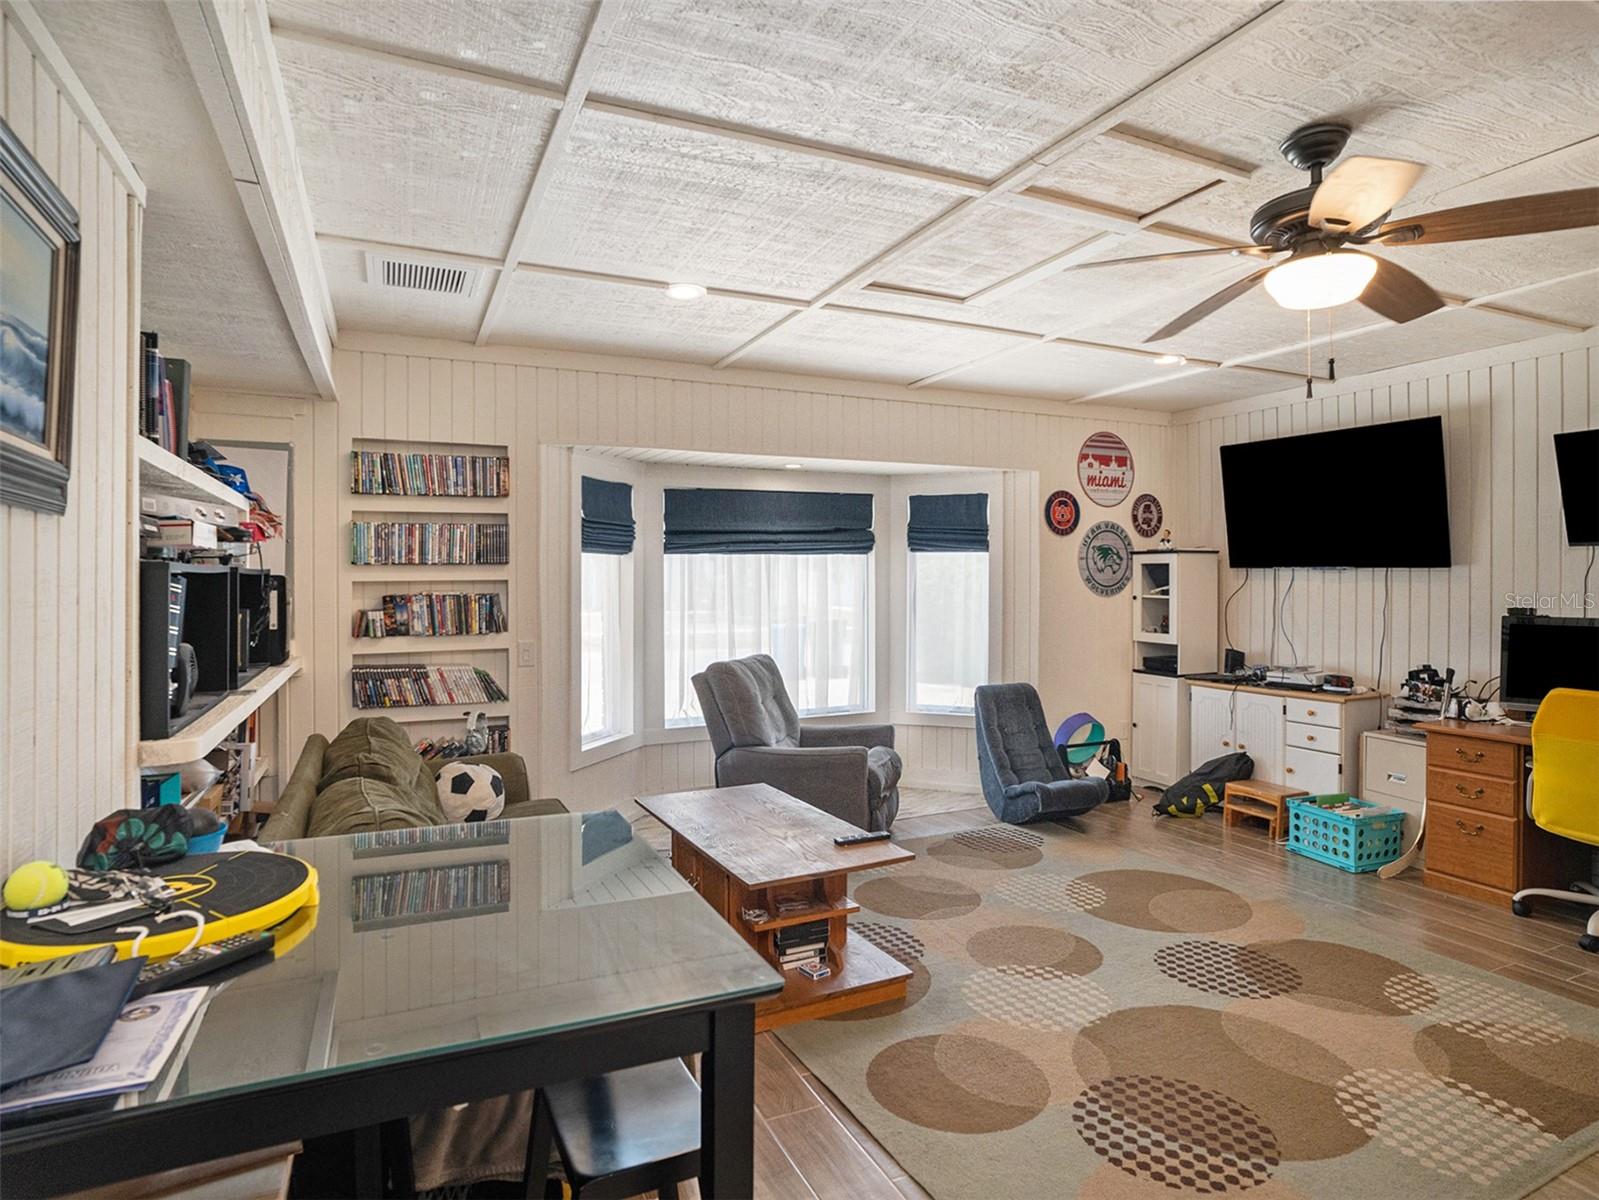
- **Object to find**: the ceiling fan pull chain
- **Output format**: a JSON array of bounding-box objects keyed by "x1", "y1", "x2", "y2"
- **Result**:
[
  {"x1": 1305, "y1": 311, "x2": 1314, "y2": 398},
  {"x1": 1328, "y1": 308, "x2": 1336, "y2": 382}
]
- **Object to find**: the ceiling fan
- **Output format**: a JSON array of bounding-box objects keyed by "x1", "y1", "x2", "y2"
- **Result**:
[{"x1": 1066, "y1": 122, "x2": 1598, "y2": 343}]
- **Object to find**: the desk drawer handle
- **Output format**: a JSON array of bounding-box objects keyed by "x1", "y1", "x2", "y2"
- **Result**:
[
  {"x1": 1386, "y1": 771, "x2": 1408, "y2": 784},
  {"x1": 1284, "y1": 766, "x2": 1295, "y2": 775},
  {"x1": 1305, "y1": 708, "x2": 1317, "y2": 717},
  {"x1": 1305, "y1": 734, "x2": 1317, "y2": 743},
  {"x1": 1455, "y1": 747, "x2": 1485, "y2": 763},
  {"x1": 1455, "y1": 784, "x2": 1485, "y2": 800},
  {"x1": 1454, "y1": 819, "x2": 1485, "y2": 837},
  {"x1": 1221, "y1": 739, "x2": 1231, "y2": 747}
]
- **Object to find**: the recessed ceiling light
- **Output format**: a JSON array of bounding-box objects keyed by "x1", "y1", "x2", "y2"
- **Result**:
[
  {"x1": 1154, "y1": 354, "x2": 1187, "y2": 367},
  {"x1": 783, "y1": 463, "x2": 804, "y2": 470},
  {"x1": 664, "y1": 282, "x2": 707, "y2": 302}
]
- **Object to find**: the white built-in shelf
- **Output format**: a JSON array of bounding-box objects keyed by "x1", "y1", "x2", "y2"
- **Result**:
[
  {"x1": 351, "y1": 634, "x2": 511, "y2": 656},
  {"x1": 365, "y1": 701, "x2": 512, "y2": 725},
  {"x1": 349, "y1": 494, "x2": 511, "y2": 514},
  {"x1": 137, "y1": 438, "x2": 249, "y2": 523},
  {"x1": 1135, "y1": 631, "x2": 1177, "y2": 645},
  {"x1": 350, "y1": 564, "x2": 511, "y2": 581},
  {"x1": 138, "y1": 657, "x2": 301, "y2": 767}
]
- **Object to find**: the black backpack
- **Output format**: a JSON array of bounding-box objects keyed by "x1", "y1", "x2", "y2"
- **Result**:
[{"x1": 1151, "y1": 752, "x2": 1254, "y2": 817}]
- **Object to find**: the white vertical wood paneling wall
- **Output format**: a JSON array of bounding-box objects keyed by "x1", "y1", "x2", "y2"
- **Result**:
[
  {"x1": 1, "y1": 6, "x2": 142, "y2": 868},
  {"x1": 1171, "y1": 330, "x2": 1598, "y2": 702},
  {"x1": 195, "y1": 333, "x2": 1177, "y2": 811}
]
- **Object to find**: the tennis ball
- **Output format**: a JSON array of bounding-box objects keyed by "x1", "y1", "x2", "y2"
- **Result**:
[{"x1": 3, "y1": 860, "x2": 69, "y2": 912}]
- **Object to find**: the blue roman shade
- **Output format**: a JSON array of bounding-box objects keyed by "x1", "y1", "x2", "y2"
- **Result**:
[
  {"x1": 664, "y1": 488, "x2": 874, "y2": 555},
  {"x1": 908, "y1": 493, "x2": 989, "y2": 552},
  {"x1": 581, "y1": 476, "x2": 634, "y2": 554}
]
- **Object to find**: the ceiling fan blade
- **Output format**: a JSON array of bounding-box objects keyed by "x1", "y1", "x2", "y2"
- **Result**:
[
  {"x1": 1310, "y1": 156, "x2": 1425, "y2": 233},
  {"x1": 1375, "y1": 187, "x2": 1599, "y2": 245},
  {"x1": 1357, "y1": 254, "x2": 1446, "y2": 323},
  {"x1": 1065, "y1": 245, "x2": 1276, "y2": 272},
  {"x1": 1144, "y1": 267, "x2": 1273, "y2": 343}
]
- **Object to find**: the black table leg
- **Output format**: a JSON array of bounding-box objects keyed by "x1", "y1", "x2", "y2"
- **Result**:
[
  {"x1": 353, "y1": 1123, "x2": 383, "y2": 1198},
  {"x1": 699, "y1": 1002, "x2": 755, "y2": 1199}
]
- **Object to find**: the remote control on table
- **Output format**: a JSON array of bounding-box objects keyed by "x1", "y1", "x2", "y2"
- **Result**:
[
  {"x1": 833, "y1": 830, "x2": 893, "y2": 846},
  {"x1": 0, "y1": 945, "x2": 117, "y2": 989},
  {"x1": 131, "y1": 931, "x2": 274, "y2": 998}
]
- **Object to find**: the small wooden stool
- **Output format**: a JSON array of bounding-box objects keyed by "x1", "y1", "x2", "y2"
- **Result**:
[{"x1": 1223, "y1": 780, "x2": 1307, "y2": 841}]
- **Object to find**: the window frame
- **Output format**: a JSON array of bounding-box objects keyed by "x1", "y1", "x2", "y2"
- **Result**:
[
  {"x1": 570, "y1": 457, "x2": 642, "y2": 768},
  {"x1": 890, "y1": 472, "x2": 1004, "y2": 728}
]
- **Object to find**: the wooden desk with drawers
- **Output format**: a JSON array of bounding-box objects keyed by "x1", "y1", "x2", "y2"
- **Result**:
[{"x1": 1418, "y1": 720, "x2": 1589, "y2": 905}]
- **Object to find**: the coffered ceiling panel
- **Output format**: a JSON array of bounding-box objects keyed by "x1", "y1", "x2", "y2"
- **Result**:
[
  {"x1": 875, "y1": 205, "x2": 1110, "y2": 299},
  {"x1": 954, "y1": 341, "x2": 1176, "y2": 402},
  {"x1": 592, "y1": 0, "x2": 1272, "y2": 179},
  {"x1": 1502, "y1": 274, "x2": 1599, "y2": 332},
  {"x1": 1245, "y1": 307, "x2": 1542, "y2": 381},
  {"x1": 1030, "y1": 132, "x2": 1235, "y2": 216},
  {"x1": 276, "y1": 35, "x2": 558, "y2": 258},
  {"x1": 738, "y1": 309, "x2": 1026, "y2": 385},
  {"x1": 529, "y1": 109, "x2": 955, "y2": 298},
  {"x1": 319, "y1": 244, "x2": 484, "y2": 342},
  {"x1": 493, "y1": 274, "x2": 792, "y2": 361},
  {"x1": 269, "y1": 0, "x2": 595, "y2": 86}
]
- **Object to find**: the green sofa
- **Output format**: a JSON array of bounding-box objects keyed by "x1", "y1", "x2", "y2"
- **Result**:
[{"x1": 259, "y1": 716, "x2": 564, "y2": 841}]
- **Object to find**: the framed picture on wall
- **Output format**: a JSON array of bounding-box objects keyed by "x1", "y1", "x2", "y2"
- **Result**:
[{"x1": 1, "y1": 116, "x2": 80, "y2": 515}]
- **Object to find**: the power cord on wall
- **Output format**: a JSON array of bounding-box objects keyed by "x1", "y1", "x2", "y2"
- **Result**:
[
  {"x1": 1280, "y1": 568, "x2": 1298, "y2": 666},
  {"x1": 1375, "y1": 567, "x2": 1392, "y2": 691},
  {"x1": 1269, "y1": 568, "x2": 1279, "y2": 664},
  {"x1": 1223, "y1": 568, "x2": 1250, "y2": 651},
  {"x1": 1586, "y1": 546, "x2": 1596, "y2": 609}
]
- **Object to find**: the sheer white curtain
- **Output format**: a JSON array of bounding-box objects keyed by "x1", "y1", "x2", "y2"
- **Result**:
[
  {"x1": 580, "y1": 552, "x2": 630, "y2": 743},
  {"x1": 909, "y1": 551, "x2": 988, "y2": 712},
  {"x1": 663, "y1": 552, "x2": 872, "y2": 724}
]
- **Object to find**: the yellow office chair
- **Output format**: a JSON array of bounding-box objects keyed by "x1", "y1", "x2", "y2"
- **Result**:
[{"x1": 1511, "y1": 688, "x2": 1599, "y2": 953}]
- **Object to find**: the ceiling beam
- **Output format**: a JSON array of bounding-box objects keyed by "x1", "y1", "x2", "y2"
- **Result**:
[
  {"x1": 1100, "y1": 127, "x2": 1257, "y2": 183},
  {"x1": 711, "y1": 1, "x2": 1291, "y2": 368},
  {"x1": 269, "y1": 18, "x2": 566, "y2": 105},
  {"x1": 473, "y1": 1, "x2": 623, "y2": 346},
  {"x1": 1064, "y1": 266, "x2": 1599, "y2": 405}
]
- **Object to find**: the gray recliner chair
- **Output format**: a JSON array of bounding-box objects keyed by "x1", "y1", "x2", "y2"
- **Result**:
[
  {"x1": 692, "y1": 654, "x2": 901, "y2": 831},
  {"x1": 974, "y1": 683, "x2": 1107, "y2": 824}
]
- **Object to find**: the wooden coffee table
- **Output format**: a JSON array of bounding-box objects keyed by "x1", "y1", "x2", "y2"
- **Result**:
[{"x1": 635, "y1": 783, "x2": 916, "y2": 1031}]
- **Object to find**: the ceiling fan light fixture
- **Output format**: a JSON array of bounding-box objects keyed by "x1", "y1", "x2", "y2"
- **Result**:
[{"x1": 1263, "y1": 249, "x2": 1376, "y2": 310}]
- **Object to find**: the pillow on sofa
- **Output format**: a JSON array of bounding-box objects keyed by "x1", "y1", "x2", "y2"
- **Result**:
[
  {"x1": 318, "y1": 717, "x2": 424, "y2": 793},
  {"x1": 306, "y1": 774, "x2": 446, "y2": 838}
]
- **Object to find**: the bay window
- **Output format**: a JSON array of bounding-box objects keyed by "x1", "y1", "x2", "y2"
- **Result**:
[
  {"x1": 906, "y1": 492, "x2": 990, "y2": 714},
  {"x1": 579, "y1": 476, "x2": 634, "y2": 747}
]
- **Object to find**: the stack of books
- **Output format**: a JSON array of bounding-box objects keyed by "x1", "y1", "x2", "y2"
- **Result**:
[
  {"x1": 350, "y1": 664, "x2": 509, "y2": 709},
  {"x1": 350, "y1": 521, "x2": 509, "y2": 565},
  {"x1": 138, "y1": 331, "x2": 190, "y2": 457},
  {"x1": 351, "y1": 860, "x2": 511, "y2": 929},
  {"x1": 413, "y1": 724, "x2": 510, "y2": 760},
  {"x1": 353, "y1": 591, "x2": 508, "y2": 638},
  {"x1": 351, "y1": 450, "x2": 510, "y2": 497},
  {"x1": 775, "y1": 919, "x2": 829, "y2": 972}
]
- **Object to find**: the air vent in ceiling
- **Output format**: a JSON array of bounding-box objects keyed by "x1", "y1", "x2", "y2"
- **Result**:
[{"x1": 364, "y1": 251, "x2": 482, "y2": 297}]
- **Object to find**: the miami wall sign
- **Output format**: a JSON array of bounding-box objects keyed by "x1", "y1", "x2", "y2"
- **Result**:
[{"x1": 1077, "y1": 431, "x2": 1134, "y2": 506}]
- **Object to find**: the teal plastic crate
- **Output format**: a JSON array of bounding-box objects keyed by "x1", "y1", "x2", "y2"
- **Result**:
[{"x1": 1286, "y1": 793, "x2": 1404, "y2": 873}]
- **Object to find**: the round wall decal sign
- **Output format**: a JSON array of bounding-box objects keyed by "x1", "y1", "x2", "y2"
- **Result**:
[
  {"x1": 1077, "y1": 432, "x2": 1134, "y2": 507},
  {"x1": 1130, "y1": 493, "x2": 1163, "y2": 538},
  {"x1": 1045, "y1": 489, "x2": 1080, "y2": 537},
  {"x1": 1078, "y1": 521, "x2": 1133, "y2": 597}
]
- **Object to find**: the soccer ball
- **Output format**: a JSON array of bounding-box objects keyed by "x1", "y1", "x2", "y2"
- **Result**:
[{"x1": 436, "y1": 762, "x2": 505, "y2": 823}]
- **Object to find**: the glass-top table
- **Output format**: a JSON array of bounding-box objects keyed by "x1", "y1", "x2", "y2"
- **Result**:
[{"x1": 1, "y1": 811, "x2": 783, "y2": 1197}]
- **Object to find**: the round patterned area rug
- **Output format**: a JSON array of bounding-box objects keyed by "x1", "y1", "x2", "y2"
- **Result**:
[{"x1": 775, "y1": 826, "x2": 1599, "y2": 1199}]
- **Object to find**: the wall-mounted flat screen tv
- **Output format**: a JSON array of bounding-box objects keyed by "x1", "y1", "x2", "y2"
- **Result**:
[
  {"x1": 1219, "y1": 416, "x2": 1451, "y2": 569},
  {"x1": 1553, "y1": 428, "x2": 1598, "y2": 546}
]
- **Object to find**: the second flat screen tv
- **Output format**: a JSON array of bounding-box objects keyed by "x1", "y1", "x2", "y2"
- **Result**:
[{"x1": 1219, "y1": 416, "x2": 1451, "y2": 569}]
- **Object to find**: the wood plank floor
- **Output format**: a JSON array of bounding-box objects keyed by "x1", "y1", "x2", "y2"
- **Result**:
[{"x1": 638, "y1": 789, "x2": 1599, "y2": 1199}]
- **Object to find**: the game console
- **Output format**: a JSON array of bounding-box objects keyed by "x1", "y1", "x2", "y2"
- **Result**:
[{"x1": 1264, "y1": 666, "x2": 1327, "y2": 690}]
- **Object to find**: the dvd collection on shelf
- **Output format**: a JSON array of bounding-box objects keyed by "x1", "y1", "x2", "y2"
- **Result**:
[
  {"x1": 351, "y1": 664, "x2": 509, "y2": 709},
  {"x1": 774, "y1": 919, "x2": 830, "y2": 972},
  {"x1": 352, "y1": 859, "x2": 511, "y2": 928},
  {"x1": 413, "y1": 724, "x2": 510, "y2": 760},
  {"x1": 350, "y1": 521, "x2": 509, "y2": 566},
  {"x1": 353, "y1": 591, "x2": 508, "y2": 638},
  {"x1": 351, "y1": 450, "x2": 510, "y2": 498}
]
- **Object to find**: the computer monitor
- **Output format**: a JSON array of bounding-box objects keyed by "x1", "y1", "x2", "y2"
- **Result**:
[{"x1": 1500, "y1": 614, "x2": 1599, "y2": 709}]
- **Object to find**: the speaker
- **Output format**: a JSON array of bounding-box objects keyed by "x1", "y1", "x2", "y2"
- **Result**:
[{"x1": 1224, "y1": 648, "x2": 1246, "y2": 674}]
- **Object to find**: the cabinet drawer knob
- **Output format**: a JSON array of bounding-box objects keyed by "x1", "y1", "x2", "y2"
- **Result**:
[
  {"x1": 1455, "y1": 784, "x2": 1485, "y2": 800},
  {"x1": 1306, "y1": 708, "x2": 1317, "y2": 717},
  {"x1": 1454, "y1": 819, "x2": 1485, "y2": 837},
  {"x1": 1285, "y1": 766, "x2": 1295, "y2": 775},
  {"x1": 1306, "y1": 734, "x2": 1317, "y2": 743},
  {"x1": 1455, "y1": 747, "x2": 1485, "y2": 763},
  {"x1": 1221, "y1": 739, "x2": 1231, "y2": 747},
  {"x1": 1238, "y1": 743, "x2": 1247, "y2": 751}
]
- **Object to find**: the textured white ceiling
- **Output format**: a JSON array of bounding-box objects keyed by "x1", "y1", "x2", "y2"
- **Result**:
[{"x1": 255, "y1": 0, "x2": 1596, "y2": 409}]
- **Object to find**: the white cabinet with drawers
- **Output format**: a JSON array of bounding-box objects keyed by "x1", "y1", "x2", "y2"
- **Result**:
[{"x1": 1189, "y1": 682, "x2": 1382, "y2": 792}]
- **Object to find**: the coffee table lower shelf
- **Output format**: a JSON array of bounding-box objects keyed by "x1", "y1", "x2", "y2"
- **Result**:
[{"x1": 755, "y1": 929, "x2": 910, "y2": 1032}]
